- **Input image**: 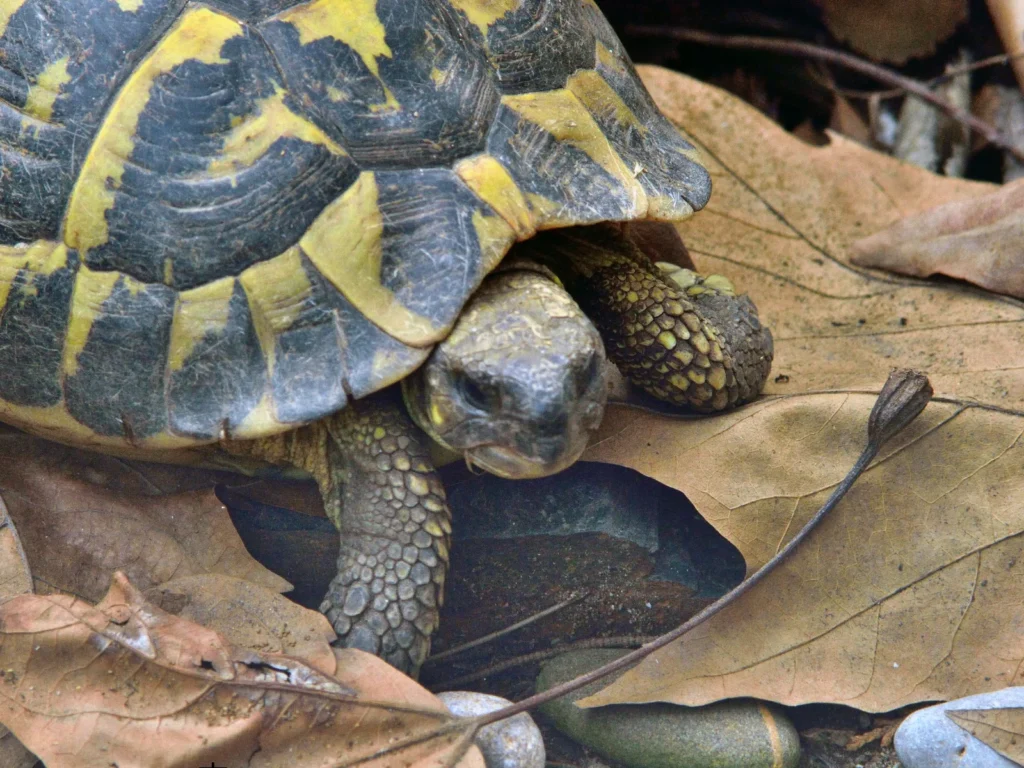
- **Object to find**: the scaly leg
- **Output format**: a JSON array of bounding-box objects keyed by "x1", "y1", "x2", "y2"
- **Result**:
[
  {"x1": 519, "y1": 224, "x2": 773, "y2": 410},
  {"x1": 319, "y1": 394, "x2": 450, "y2": 675},
  {"x1": 236, "y1": 391, "x2": 450, "y2": 677}
]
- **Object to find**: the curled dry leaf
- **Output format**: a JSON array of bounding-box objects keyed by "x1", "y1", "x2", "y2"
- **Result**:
[
  {"x1": 946, "y1": 707, "x2": 1024, "y2": 762},
  {"x1": 146, "y1": 573, "x2": 337, "y2": 675},
  {"x1": 0, "y1": 497, "x2": 30, "y2": 600},
  {"x1": 575, "y1": 67, "x2": 1024, "y2": 712},
  {"x1": 851, "y1": 178, "x2": 1024, "y2": 299},
  {"x1": 0, "y1": 501, "x2": 34, "y2": 768},
  {"x1": 0, "y1": 433, "x2": 290, "y2": 600},
  {"x1": 815, "y1": 0, "x2": 968, "y2": 64},
  {"x1": 0, "y1": 572, "x2": 483, "y2": 768}
]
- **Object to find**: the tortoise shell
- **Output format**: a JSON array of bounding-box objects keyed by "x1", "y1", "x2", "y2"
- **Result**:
[{"x1": 0, "y1": 0, "x2": 711, "y2": 450}]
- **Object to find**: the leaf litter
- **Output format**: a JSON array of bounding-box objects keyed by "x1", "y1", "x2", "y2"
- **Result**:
[
  {"x1": 580, "y1": 67, "x2": 1024, "y2": 712},
  {"x1": 0, "y1": 436, "x2": 484, "y2": 768},
  {"x1": 0, "y1": 63, "x2": 1020, "y2": 760},
  {"x1": 0, "y1": 573, "x2": 483, "y2": 768}
]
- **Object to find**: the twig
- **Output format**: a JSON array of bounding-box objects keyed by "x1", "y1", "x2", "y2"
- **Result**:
[
  {"x1": 815, "y1": 52, "x2": 1024, "y2": 101},
  {"x1": 424, "y1": 592, "x2": 588, "y2": 665},
  {"x1": 436, "y1": 635, "x2": 656, "y2": 689},
  {"x1": 626, "y1": 26, "x2": 1024, "y2": 165},
  {"x1": 472, "y1": 370, "x2": 932, "y2": 729}
]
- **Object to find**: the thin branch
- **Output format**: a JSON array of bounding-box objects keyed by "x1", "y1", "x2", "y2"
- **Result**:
[
  {"x1": 424, "y1": 592, "x2": 588, "y2": 665},
  {"x1": 436, "y1": 636, "x2": 656, "y2": 689},
  {"x1": 626, "y1": 27, "x2": 1024, "y2": 164},
  {"x1": 822, "y1": 52, "x2": 1024, "y2": 101}
]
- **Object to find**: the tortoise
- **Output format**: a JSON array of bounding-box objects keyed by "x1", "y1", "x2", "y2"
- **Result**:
[{"x1": 0, "y1": 0, "x2": 773, "y2": 674}]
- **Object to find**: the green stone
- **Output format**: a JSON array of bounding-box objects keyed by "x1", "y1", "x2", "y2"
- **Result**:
[{"x1": 536, "y1": 650, "x2": 801, "y2": 768}]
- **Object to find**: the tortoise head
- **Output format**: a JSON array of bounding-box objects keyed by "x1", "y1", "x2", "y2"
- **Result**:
[{"x1": 403, "y1": 264, "x2": 607, "y2": 479}]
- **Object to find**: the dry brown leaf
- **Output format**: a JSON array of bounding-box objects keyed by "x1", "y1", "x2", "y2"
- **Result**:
[
  {"x1": 946, "y1": 707, "x2": 1024, "y2": 761},
  {"x1": 0, "y1": 504, "x2": 34, "y2": 768},
  {"x1": 0, "y1": 433, "x2": 290, "y2": 600},
  {"x1": 574, "y1": 67, "x2": 1024, "y2": 712},
  {"x1": 146, "y1": 574, "x2": 336, "y2": 675},
  {"x1": 851, "y1": 178, "x2": 1024, "y2": 298},
  {"x1": 0, "y1": 725, "x2": 36, "y2": 768},
  {"x1": 0, "y1": 572, "x2": 483, "y2": 768},
  {"x1": 986, "y1": 0, "x2": 1024, "y2": 92},
  {"x1": 816, "y1": 0, "x2": 968, "y2": 64},
  {"x1": 845, "y1": 720, "x2": 899, "y2": 750},
  {"x1": 0, "y1": 497, "x2": 30, "y2": 600},
  {"x1": 829, "y1": 95, "x2": 872, "y2": 146}
]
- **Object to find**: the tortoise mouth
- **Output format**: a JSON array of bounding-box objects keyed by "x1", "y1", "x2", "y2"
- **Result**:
[{"x1": 465, "y1": 439, "x2": 589, "y2": 480}]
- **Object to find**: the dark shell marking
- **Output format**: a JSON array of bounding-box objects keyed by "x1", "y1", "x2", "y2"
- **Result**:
[{"x1": 0, "y1": 0, "x2": 710, "y2": 449}]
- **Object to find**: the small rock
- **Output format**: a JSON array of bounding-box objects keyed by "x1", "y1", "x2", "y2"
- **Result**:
[
  {"x1": 536, "y1": 649, "x2": 800, "y2": 768},
  {"x1": 437, "y1": 691, "x2": 545, "y2": 768},
  {"x1": 895, "y1": 688, "x2": 1024, "y2": 768}
]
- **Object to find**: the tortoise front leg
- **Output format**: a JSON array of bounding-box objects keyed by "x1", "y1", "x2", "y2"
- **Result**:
[
  {"x1": 319, "y1": 394, "x2": 450, "y2": 676},
  {"x1": 238, "y1": 391, "x2": 450, "y2": 677},
  {"x1": 520, "y1": 224, "x2": 773, "y2": 411}
]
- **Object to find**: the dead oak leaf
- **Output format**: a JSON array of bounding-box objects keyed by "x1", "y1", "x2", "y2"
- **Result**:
[
  {"x1": 0, "y1": 504, "x2": 34, "y2": 768},
  {"x1": 0, "y1": 433, "x2": 290, "y2": 600},
  {"x1": 0, "y1": 497, "x2": 29, "y2": 600},
  {"x1": 852, "y1": 178, "x2": 1024, "y2": 299},
  {"x1": 146, "y1": 574, "x2": 336, "y2": 675},
  {"x1": 946, "y1": 707, "x2": 1024, "y2": 761},
  {"x1": 815, "y1": 0, "x2": 967, "y2": 64},
  {"x1": 586, "y1": 396, "x2": 1024, "y2": 712},
  {"x1": 575, "y1": 68, "x2": 1024, "y2": 712},
  {"x1": 0, "y1": 573, "x2": 483, "y2": 768}
]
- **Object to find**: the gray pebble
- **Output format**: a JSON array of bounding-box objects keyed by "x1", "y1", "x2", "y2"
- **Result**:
[
  {"x1": 438, "y1": 691, "x2": 545, "y2": 768},
  {"x1": 536, "y1": 649, "x2": 801, "y2": 768},
  {"x1": 895, "y1": 688, "x2": 1024, "y2": 768}
]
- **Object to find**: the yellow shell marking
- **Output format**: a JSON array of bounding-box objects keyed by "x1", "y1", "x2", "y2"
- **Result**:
[
  {"x1": 568, "y1": 69, "x2": 643, "y2": 134},
  {"x1": 595, "y1": 41, "x2": 621, "y2": 71},
  {"x1": 300, "y1": 172, "x2": 442, "y2": 347},
  {"x1": 234, "y1": 392, "x2": 281, "y2": 440},
  {"x1": 23, "y1": 56, "x2": 71, "y2": 124},
  {"x1": 276, "y1": 0, "x2": 398, "y2": 110},
  {"x1": 64, "y1": 265, "x2": 129, "y2": 377},
  {"x1": 64, "y1": 8, "x2": 243, "y2": 254},
  {"x1": 470, "y1": 209, "x2": 516, "y2": 276},
  {"x1": 502, "y1": 90, "x2": 647, "y2": 218},
  {"x1": 430, "y1": 66, "x2": 448, "y2": 87},
  {"x1": 525, "y1": 192, "x2": 566, "y2": 223},
  {"x1": 0, "y1": 400, "x2": 195, "y2": 450},
  {"x1": 168, "y1": 277, "x2": 236, "y2": 372},
  {"x1": 239, "y1": 246, "x2": 313, "y2": 374},
  {"x1": 593, "y1": 43, "x2": 708, "y2": 184},
  {"x1": 208, "y1": 87, "x2": 346, "y2": 176},
  {"x1": 0, "y1": 241, "x2": 68, "y2": 312},
  {"x1": 447, "y1": 0, "x2": 522, "y2": 36},
  {"x1": 455, "y1": 154, "x2": 534, "y2": 239},
  {"x1": 115, "y1": 0, "x2": 144, "y2": 11},
  {"x1": 0, "y1": 0, "x2": 26, "y2": 38}
]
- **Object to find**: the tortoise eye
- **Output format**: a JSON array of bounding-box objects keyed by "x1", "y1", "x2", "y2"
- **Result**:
[{"x1": 458, "y1": 374, "x2": 494, "y2": 412}]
